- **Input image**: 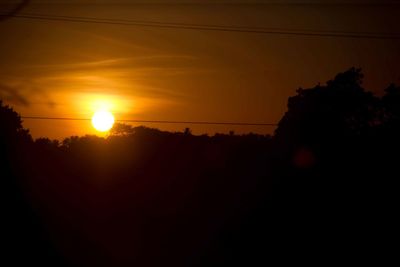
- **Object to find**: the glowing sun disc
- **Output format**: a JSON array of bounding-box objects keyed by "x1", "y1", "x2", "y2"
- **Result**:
[{"x1": 92, "y1": 110, "x2": 115, "y2": 132}]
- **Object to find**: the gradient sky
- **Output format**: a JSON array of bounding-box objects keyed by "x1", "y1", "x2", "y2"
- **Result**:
[{"x1": 0, "y1": 0, "x2": 399, "y2": 139}]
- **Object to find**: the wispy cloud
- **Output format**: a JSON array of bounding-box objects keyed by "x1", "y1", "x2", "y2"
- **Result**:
[
  {"x1": 0, "y1": 79, "x2": 57, "y2": 108},
  {"x1": 18, "y1": 55, "x2": 203, "y2": 96},
  {"x1": 23, "y1": 54, "x2": 197, "y2": 71},
  {"x1": 0, "y1": 53, "x2": 209, "y2": 113},
  {"x1": 0, "y1": 82, "x2": 29, "y2": 106}
]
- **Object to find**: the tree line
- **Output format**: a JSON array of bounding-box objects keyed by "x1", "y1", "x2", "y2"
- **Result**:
[{"x1": 1, "y1": 68, "x2": 399, "y2": 266}]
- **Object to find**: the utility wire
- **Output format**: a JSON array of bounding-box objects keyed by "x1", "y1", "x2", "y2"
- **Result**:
[
  {"x1": 18, "y1": 12, "x2": 399, "y2": 36},
  {"x1": 21, "y1": 116, "x2": 278, "y2": 126},
  {"x1": 9, "y1": 1, "x2": 400, "y2": 7},
  {"x1": 6, "y1": 13, "x2": 400, "y2": 39}
]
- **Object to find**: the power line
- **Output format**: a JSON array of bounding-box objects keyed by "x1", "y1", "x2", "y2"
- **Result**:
[
  {"x1": 7, "y1": 13, "x2": 400, "y2": 39},
  {"x1": 21, "y1": 116, "x2": 278, "y2": 126},
  {"x1": 19, "y1": 12, "x2": 400, "y2": 36},
  {"x1": 8, "y1": 1, "x2": 400, "y2": 7}
]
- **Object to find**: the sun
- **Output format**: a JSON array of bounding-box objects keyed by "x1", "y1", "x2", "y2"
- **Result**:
[{"x1": 91, "y1": 110, "x2": 115, "y2": 132}]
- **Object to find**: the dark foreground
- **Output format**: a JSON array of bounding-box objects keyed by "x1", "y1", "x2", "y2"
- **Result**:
[{"x1": 1, "y1": 69, "x2": 398, "y2": 266}]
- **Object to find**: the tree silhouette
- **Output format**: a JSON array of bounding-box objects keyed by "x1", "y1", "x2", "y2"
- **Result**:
[
  {"x1": 0, "y1": 101, "x2": 65, "y2": 266},
  {"x1": 263, "y1": 68, "x2": 399, "y2": 265},
  {"x1": 0, "y1": 100, "x2": 31, "y2": 145},
  {"x1": 0, "y1": 68, "x2": 398, "y2": 266},
  {"x1": 382, "y1": 83, "x2": 400, "y2": 130},
  {"x1": 184, "y1": 127, "x2": 192, "y2": 135},
  {"x1": 274, "y1": 68, "x2": 380, "y2": 161},
  {"x1": 110, "y1": 122, "x2": 135, "y2": 136}
]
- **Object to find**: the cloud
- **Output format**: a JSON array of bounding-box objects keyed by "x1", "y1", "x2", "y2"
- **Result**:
[
  {"x1": 17, "y1": 55, "x2": 204, "y2": 99},
  {"x1": 0, "y1": 54, "x2": 207, "y2": 111},
  {"x1": 0, "y1": 0, "x2": 30, "y2": 21},
  {"x1": 23, "y1": 55, "x2": 197, "y2": 72},
  {"x1": 0, "y1": 82, "x2": 29, "y2": 106},
  {"x1": 0, "y1": 80, "x2": 57, "y2": 108}
]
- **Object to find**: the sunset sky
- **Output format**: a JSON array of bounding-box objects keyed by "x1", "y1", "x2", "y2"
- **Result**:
[{"x1": 1, "y1": 0, "x2": 399, "y2": 139}]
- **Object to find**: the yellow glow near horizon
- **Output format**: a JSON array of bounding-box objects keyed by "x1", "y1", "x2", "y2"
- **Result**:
[
  {"x1": 72, "y1": 93, "x2": 136, "y2": 117},
  {"x1": 90, "y1": 99, "x2": 114, "y2": 113},
  {"x1": 91, "y1": 110, "x2": 115, "y2": 132}
]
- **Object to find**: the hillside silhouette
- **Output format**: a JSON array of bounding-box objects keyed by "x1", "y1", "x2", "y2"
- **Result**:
[{"x1": 1, "y1": 68, "x2": 399, "y2": 266}]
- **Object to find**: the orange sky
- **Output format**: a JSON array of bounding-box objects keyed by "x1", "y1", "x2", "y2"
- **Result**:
[{"x1": 0, "y1": 1, "x2": 399, "y2": 139}]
